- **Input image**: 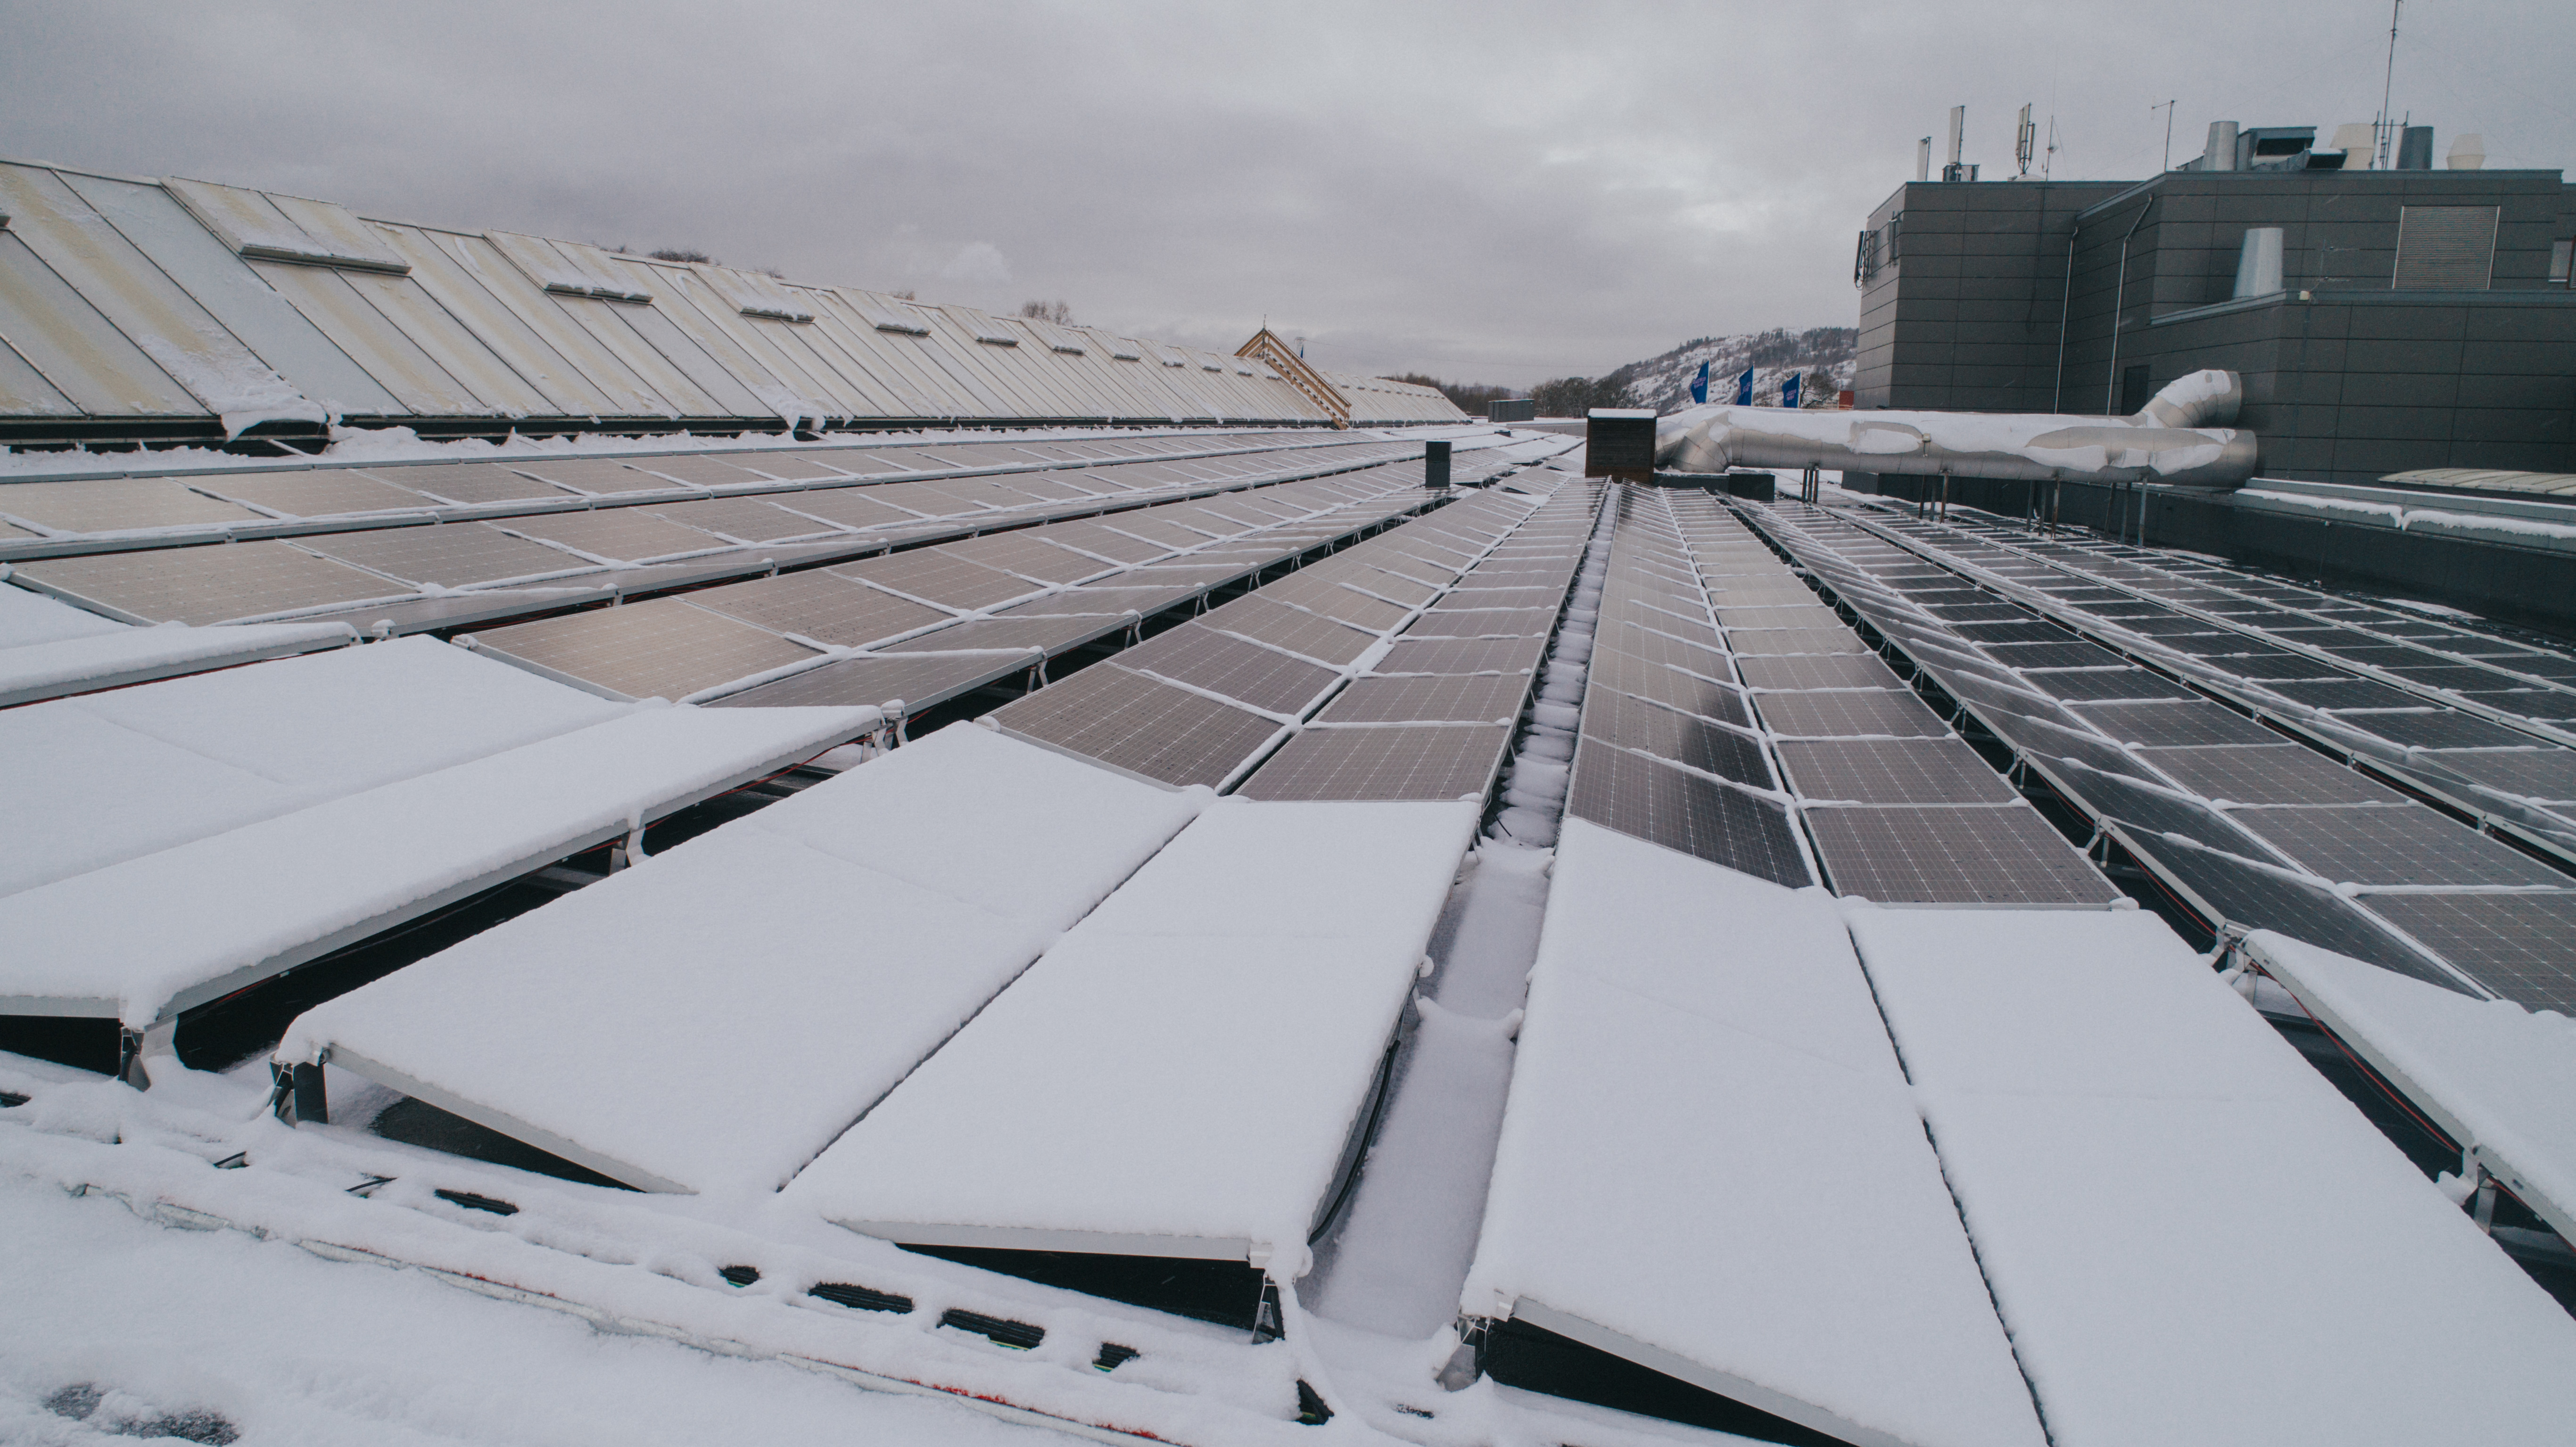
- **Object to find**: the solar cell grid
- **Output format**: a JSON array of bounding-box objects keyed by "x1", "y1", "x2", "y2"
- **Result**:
[
  {"x1": 1404, "y1": 607, "x2": 1558, "y2": 639},
  {"x1": 1775, "y1": 738, "x2": 2016, "y2": 805},
  {"x1": 2232, "y1": 804, "x2": 2570, "y2": 888},
  {"x1": 1238, "y1": 723, "x2": 1511, "y2": 801},
  {"x1": 12, "y1": 540, "x2": 407, "y2": 625},
  {"x1": 352, "y1": 464, "x2": 570, "y2": 506},
  {"x1": 1566, "y1": 742, "x2": 1811, "y2": 886},
  {"x1": 1953, "y1": 619, "x2": 2077, "y2": 645},
  {"x1": 1589, "y1": 650, "x2": 1750, "y2": 726},
  {"x1": 1734, "y1": 653, "x2": 1904, "y2": 691},
  {"x1": 1376, "y1": 636, "x2": 1546, "y2": 675},
  {"x1": 510, "y1": 458, "x2": 677, "y2": 495},
  {"x1": 1581, "y1": 688, "x2": 1773, "y2": 786},
  {"x1": 1307, "y1": 587, "x2": 1414, "y2": 633},
  {"x1": 189, "y1": 469, "x2": 435, "y2": 518},
  {"x1": 1983, "y1": 639, "x2": 2127, "y2": 670},
  {"x1": 2139, "y1": 745, "x2": 2400, "y2": 805},
  {"x1": 467, "y1": 597, "x2": 821, "y2": 700},
  {"x1": 995, "y1": 663, "x2": 1281, "y2": 788},
  {"x1": 2062, "y1": 767, "x2": 2262, "y2": 855},
  {"x1": 2361, "y1": 894, "x2": 2576, "y2": 1011},
  {"x1": 303, "y1": 524, "x2": 593, "y2": 586},
  {"x1": 1755, "y1": 688, "x2": 1949, "y2": 739},
  {"x1": 2071, "y1": 700, "x2": 2282, "y2": 749},
  {"x1": 638, "y1": 497, "x2": 842, "y2": 543},
  {"x1": 688, "y1": 569, "x2": 946, "y2": 647},
  {"x1": 1315, "y1": 672, "x2": 1530, "y2": 724},
  {"x1": 621, "y1": 454, "x2": 773, "y2": 487},
  {"x1": 1725, "y1": 626, "x2": 1866, "y2": 656},
  {"x1": 1805, "y1": 804, "x2": 2115, "y2": 905},
  {"x1": 2330, "y1": 710, "x2": 2538, "y2": 751},
  {"x1": 940, "y1": 532, "x2": 1110, "y2": 584},
  {"x1": 771, "y1": 490, "x2": 927, "y2": 530},
  {"x1": 880, "y1": 614, "x2": 1107, "y2": 656},
  {"x1": 1346, "y1": 569, "x2": 1442, "y2": 607},
  {"x1": 499, "y1": 510, "x2": 729, "y2": 563},
  {"x1": 2425, "y1": 749, "x2": 2576, "y2": 803},
  {"x1": 2013, "y1": 666, "x2": 2193, "y2": 702},
  {"x1": 834, "y1": 550, "x2": 1040, "y2": 611},
  {"x1": 2153, "y1": 847, "x2": 2464, "y2": 981}
]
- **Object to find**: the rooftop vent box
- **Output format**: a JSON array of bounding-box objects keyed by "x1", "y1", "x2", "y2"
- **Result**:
[
  {"x1": 488, "y1": 232, "x2": 652, "y2": 304},
  {"x1": 169, "y1": 177, "x2": 413, "y2": 274},
  {"x1": 700, "y1": 267, "x2": 814, "y2": 323},
  {"x1": 1489, "y1": 398, "x2": 1536, "y2": 423},
  {"x1": 846, "y1": 291, "x2": 931, "y2": 335},
  {"x1": 1585, "y1": 408, "x2": 1658, "y2": 482}
]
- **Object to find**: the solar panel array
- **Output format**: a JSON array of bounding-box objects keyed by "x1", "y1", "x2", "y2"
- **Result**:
[
  {"x1": 1829, "y1": 510, "x2": 2576, "y2": 871},
  {"x1": 1741, "y1": 500, "x2": 2576, "y2": 1013},
  {"x1": 461, "y1": 454, "x2": 1503, "y2": 710},
  {"x1": 3, "y1": 433, "x2": 1439, "y2": 632},
  {"x1": 1563, "y1": 487, "x2": 2114, "y2": 905},
  {"x1": 991, "y1": 467, "x2": 1597, "y2": 796}
]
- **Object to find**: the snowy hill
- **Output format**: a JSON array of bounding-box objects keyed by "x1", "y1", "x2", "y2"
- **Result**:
[{"x1": 1610, "y1": 327, "x2": 1857, "y2": 415}]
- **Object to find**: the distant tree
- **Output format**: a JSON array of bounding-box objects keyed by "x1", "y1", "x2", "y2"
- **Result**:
[
  {"x1": 1018, "y1": 300, "x2": 1074, "y2": 325},
  {"x1": 1530, "y1": 375, "x2": 1643, "y2": 417},
  {"x1": 1386, "y1": 372, "x2": 1516, "y2": 414},
  {"x1": 891, "y1": 289, "x2": 917, "y2": 301},
  {"x1": 649, "y1": 248, "x2": 716, "y2": 264}
]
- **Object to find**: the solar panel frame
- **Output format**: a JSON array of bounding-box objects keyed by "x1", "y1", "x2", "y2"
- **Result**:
[
  {"x1": 2229, "y1": 804, "x2": 2572, "y2": 888},
  {"x1": 1755, "y1": 689, "x2": 1950, "y2": 739},
  {"x1": 1119, "y1": 621, "x2": 1344, "y2": 715},
  {"x1": 1313, "y1": 672, "x2": 1531, "y2": 724},
  {"x1": 685, "y1": 568, "x2": 948, "y2": 647},
  {"x1": 2070, "y1": 700, "x2": 2284, "y2": 749},
  {"x1": 2359, "y1": 893, "x2": 2576, "y2": 1012},
  {"x1": 830, "y1": 550, "x2": 1040, "y2": 611},
  {"x1": 1803, "y1": 804, "x2": 2116, "y2": 905},
  {"x1": 1376, "y1": 636, "x2": 1547, "y2": 676},
  {"x1": 994, "y1": 663, "x2": 1282, "y2": 789},
  {"x1": 1774, "y1": 737, "x2": 2019, "y2": 805},
  {"x1": 1565, "y1": 741, "x2": 1813, "y2": 887},
  {"x1": 301, "y1": 523, "x2": 597, "y2": 587},
  {"x1": 11, "y1": 540, "x2": 410, "y2": 625},
  {"x1": 1236, "y1": 723, "x2": 1512, "y2": 801}
]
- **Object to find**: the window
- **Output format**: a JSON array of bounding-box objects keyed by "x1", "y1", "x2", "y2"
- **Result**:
[
  {"x1": 2393, "y1": 206, "x2": 2498, "y2": 290},
  {"x1": 2120, "y1": 364, "x2": 2152, "y2": 416},
  {"x1": 2551, "y1": 239, "x2": 2572, "y2": 285}
]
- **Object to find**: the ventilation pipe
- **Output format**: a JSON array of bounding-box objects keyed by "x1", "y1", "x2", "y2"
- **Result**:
[
  {"x1": 2234, "y1": 229, "x2": 2286, "y2": 298},
  {"x1": 2397, "y1": 126, "x2": 2434, "y2": 169},
  {"x1": 1654, "y1": 370, "x2": 2257, "y2": 490},
  {"x1": 2204, "y1": 121, "x2": 2240, "y2": 172},
  {"x1": 1916, "y1": 136, "x2": 1932, "y2": 182},
  {"x1": 2447, "y1": 134, "x2": 2487, "y2": 170}
]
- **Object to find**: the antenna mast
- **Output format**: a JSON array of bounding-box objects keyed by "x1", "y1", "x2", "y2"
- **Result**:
[
  {"x1": 2152, "y1": 99, "x2": 2177, "y2": 172},
  {"x1": 2016, "y1": 104, "x2": 2037, "y2": 178},
  {"x1": 2377, "y1": 0, "x2": 2402, "y2": 169}
]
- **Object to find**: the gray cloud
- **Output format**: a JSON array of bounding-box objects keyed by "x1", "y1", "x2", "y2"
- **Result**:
[{"x1": 4, "y1": 0, "x2": 2567, "y2": 386}]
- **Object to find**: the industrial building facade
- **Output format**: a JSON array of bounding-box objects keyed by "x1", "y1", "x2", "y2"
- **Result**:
[{"x1": 1852, "y1": 165, "x2": 2576, "y2": 485}]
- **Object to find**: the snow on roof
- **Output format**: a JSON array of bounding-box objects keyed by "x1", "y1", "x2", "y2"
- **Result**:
[
  {"x1": 788, "y1": 796, "x2": 1480, "y2": 1273},
  {"x1": 0, "y1": 578, "x2": 130, "y2": 649},
  {"x1": 2246, "y1": 929, "x2": 2576, "y2": 1247},
  {"x1": 279, "y1": 723, "x2": 1207, "y2": 1194},
  {"x1": 0, "y1": 618, "x2": 356, "y2": 707},
  {"x1": 0, "y1": 636, "x2": 621, "y2": 900},
  {"x1": 0, "y1": 701, "x2": 873, "y2": 1027},
  {"x1": 1463, "y1": 819, "x2": 2045, "y2": 1447},
  {"x1": 1848, "y1": 904, "x2": 2576, "y2": 1445}
]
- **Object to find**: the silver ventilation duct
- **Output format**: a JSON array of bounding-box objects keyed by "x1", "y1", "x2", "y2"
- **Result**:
[{"x1": 1654, "y1": 370, "x2": 2258, "y2": 489}]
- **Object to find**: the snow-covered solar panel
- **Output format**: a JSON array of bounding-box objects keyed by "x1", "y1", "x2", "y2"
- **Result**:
[
  {"x1": 788, "y1": 797, "x2": 1478, "y2": 1266},
  {"x1": 280, "y1": 724, "x2": 1204, "y2": 1192},
  {"x1": 1849, "y1": 906, "x2": 2576, "y2": 1444},
  {"x1": 1466, "y1": 819, "x2": 2047, "y2": 1447},
  {"x1": 0, "y1": 617, "x2": 354, "y2": 707},
  {"x1": 3, "y1": 701, "x2": 868, "y2": 1027}
]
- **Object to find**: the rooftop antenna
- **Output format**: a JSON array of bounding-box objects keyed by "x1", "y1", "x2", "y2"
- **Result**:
[
  {"x1": 2044, "y1": 114, "x2": 2059, "y2": 179},
  {"x1": 2016, "y1": 103, "x2": 2037, "y2": 178},
  {"x1": 2375, "y1": 0, "x2": 2403, "y2": 169},
  {"x1": 2152, "y1": 99, "x2": 2178, "y2": 171},
  {"x1": 1916, "y1": 135, "x2": 1932, "y2": 182}
]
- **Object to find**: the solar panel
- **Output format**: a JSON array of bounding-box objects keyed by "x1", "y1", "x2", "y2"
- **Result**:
[
  {"x1": 1589, "y1": 650, "x2": 1750, "y2": 725},
  {"x1": 2019, "y1": 666, "x2": 2196, "y2": 703},
  {"x1": 2332, "y1": 711, "x2": 2538, "y2": 751},
  {"x1": 508, "y1": 458, "x2": 677, "y2": 495},
  {"x1": 498, "y1": 509, "x2": 731, "y2": 563},
  {"x1": 1237, "y1": 723, "x2": 1511, "y2": 801},
  {"x1": 1030, "y1": 518, "x2": 1169, "y2": 564},
  {"x1": 1756, "y1": 689, "x2": 1949, "y2": 739},
  {"x1": 2138, "y1": 745, "x2": 2402, "y2": 805},
  {"x1": 1604, "y1": 606, "x2": 1724, "y2": 651},
  {"x1": 1921, "y1": 603, "x2": 2032, "y2": 623},
  {"x1": 2061, "y1": 766, "x2": 2268, "y2": 855},
  {"x1": 1714, "y1": 604, "x2": 1844, "y2": 630},
  {"x1": 2070, "y1": 700, "x2": 2283, "y2": 749},
  {"x1": 1601, "y1": 624, "x2": 1735, "y2": 679},
  {"x1": 1726, "y1": 626, "x2": 1866, "y2": 656},
  {"x1": 1581, "y1": 687, "x2": 1772, "y2": 786},
  {"x1": 2360, "y1": 893, "x2": 2576, "y2": 1012},
  {"x1": 2421, "y1": 749, "x2": 2576, "y2": 804},
  {"x1": 2148, "y1": 845, "x2": 2468, "y2": 982},
  {"x1": 1404, "y1": 607, "x2": 1559, "y2": 639},
  {"x1": 685, "y1": 569, "x2": 946, "y2": 647},
  {"x1": 994, "y1": 663, "x2": 1281, "y2": 788},
  {"x1": 2229, "y1": 804, "x2": 2569, "y2": 888},
  {"x1": 940, "y1": 532, "x2": 1110, "y2": 584},
  {"x1": 191, "y1": 468, "x2": 435, "y2": 518},
  {"x1": 1376, "y1": 637, "x2": 1546, "y2": 675},
  {"x1": 1951, "y1": 620, "x2": 2075, "y2": 645},
  {"x1": 355, "y1": 463, "x2": 568, "y2": 506},
  {"x1": 707, "y1": 451, "x2": 855, "y2": 481},
  {"x1": 12, "y1": 540, "x2": 405, "y2": 625},
  {"x1": 1440, "y1": 585, "x2": 1566, "y2": 610},
  {"x1": 1565, "y1": 742, "x2": 1811, "y2": 886},
  {"x1": 772, "y1": 490, "x2": 930, "y2": 531},
  {"x1": 1343, "y1": 568, "x2": 1442, "y2": 607},
  {"x1": 1120, "y1": 622, "x2": 1342, "y2": 715},
  {"x1": 1775, "y1": 738, "x2": 2017, "y2": 806},
  {"x1": 1734, "y1": 654, "x2": 1906, "y2": 691},
  {"x1": 303, "y1": 523, "x2": 593, "y2": 586},
  {"x1": 707, "y1": 651, "x2": 1014, "y2": 710},
  {"x1": 1300, "y1": 586, "x2": 1412, "y2": 633},
  {"x1": 882, "y1": 616, "x2": 1106, "y2": 656},
  {"x1": 1314, "y1": 672, "x2": 1530, "y2": 724},
  {"x1": 466, "y1": 597, "x2": 822, "y2": 700},
  {"x1": 1804, "y1": 804, "x2": 2113, "y2": 905},
  {"x1": 832, "y1": 550, "x2": 1038, "y2": 611},
  {"x1": 637, "y1": 497, "x2": 842, "y2": 544},
  {"x1": 1203, "y1": 596, "x2": 1381, "y2": 665},
  {"x1": 619, "y1": 453, "x2": 774, "y2": 487},
  {"x1": 0, "y1": 477, "x2": 266, "y2": 533},
  {"x1": 1982, "y1": 640, "x2": 2127, "y2": 670}
]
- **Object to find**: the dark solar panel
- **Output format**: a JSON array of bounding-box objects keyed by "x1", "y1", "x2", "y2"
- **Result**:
[
  {"x1": 687, "y1": 570, "x2": 947, "y2": 647},
  {"x1": 1755, "y1": 689, "x2": 1949, "y2": 739},
  {"x1": 1589, "y1": 650, "x2": 1750, "y2": 725},
  {"x1": 833, "y1": 550, "x2": 1039, "y2": 611},
  {"x1": 1775, "y1": 738, "x2": 2016, "y2": 805},
  {"x1": 709, "y1": 651, "x2": 1012, "y2": 710},
  {"x1": 2154, "y1": 845, "x2": 2464, "y2": 980},
  {"x1": 1976, "y1": 712, "x2": 2159, "y2": 781},
  {"x1": 1205, "y1": 596, "x2": 1381, "y2": 666},
  {"x1": 1602, "y1": 624, "x2": 1735, "y2": 679},
  {"x1": 1031, "y1": 519, "x2": 1170, "y2": 564},
  {"x1": 1405, "y1": 607, "x2": 1560, "y2": 639},
  {"x1": 1566, "y1": 743, "x2": 1812, "y2": 886},
  {"x1": 1983, "y1": 640, "x2": 2128, "y2": 670},
  {"x1": 2138, "y1": 745, "x2": 2401, "y2": 806},
  {"x1": 1343, "y1": 568, "x2": 1442, "y2": 607},
  {"x1": 1604, "y1": 606, "x2": 1724, "y2": 651},
  {"x1": 1440, "y1": 586, "x2": 1567, "y2": 610},
  {"x1": 1724, "y1": 626, "x2": 1865, "y2": 656},
  {"x1": 1952, "y1": 619, "x2": 2076, "y2": 645},
  {"x1": 2071, "y1": 700, "x2": 2282, "y2": 748},
  {"x1": 1715, "y1": 605, "x2": 1845, "y2": 630},
  {"x1": 2026, "y1": 667, "x2": 2196, "y2": 703},
  {"x1": 2361, "y1": 893, "x2": 2576, "y2": 1012},
  {"x1": 995, "y1": 663, "x2": 1282, "y2": 788},
  {"x1": 353, "y1": 463, "x2": 568, "y2": 506},
  {"x1": 1377, "y1": 637, "x2": 1546, "y2": 675},
  {"x1": 1804, "y1": 805, "x2": 2115, "y2": 905},
  {"x1": 1237, "y1": 723, "x2": 1511, "y2": 801},
  {"x1": 1303, "y1": 587, "x2": 1413, "y2": 633},
  {"x1": 1120, "y1": 622, "x2": 1342, "y2": 715},
  {"x1": 1581, "y1": 689, "x2": 1773, "y2": 787},
  {"x1": 2422, "y1": 749, "x2": 2576, "y2": 804},
  {"x1": 1733, "y1": 654, "x2": 1905, "y2": 691},
  {"x1": 2330, "y1": 711, "x2": 2539, "y2": 751},
  {"x1": 2060, "y1": 765, "x2": 2264, "y2": 855},
  {"x1": 941, "y1": 532, "x2": 1113, "y2": 584},
  {"x1": 1315, "y1": 673, "x2": 1530, "y2": 724},
  {"x1": 2230, "y1": 804, "x2": 2569, "y2": 888},
  {"x1": 304, "y1": 524, "x2": 591, "y2": 587},
  {"x1": 466, "y1": 597, "x2": 822, "y2": 700},
  {"x1": 12, "y1": 541, "x2": 406, "y2": 626}
]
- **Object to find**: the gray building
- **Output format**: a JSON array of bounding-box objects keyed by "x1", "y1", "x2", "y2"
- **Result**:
[{"x1": 1851, "y1": 151, "x2": 2576, "y2": 485}]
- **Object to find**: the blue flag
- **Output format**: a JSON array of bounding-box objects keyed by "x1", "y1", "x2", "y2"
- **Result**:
[
  {"x1": 1689, "y1": 361, "x2": 1709, "y2": 406},
  {"x1": 1782, "y1": 372, "x2": 1802, "y2": 409},
  {"x1": 1734, "y1": 368, "x2": 1754, "y2": 406}
]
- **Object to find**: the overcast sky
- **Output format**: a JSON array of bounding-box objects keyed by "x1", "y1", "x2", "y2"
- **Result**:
[{"x1": 5, "y1": 0, "x2": 2569, "y2": 388}]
